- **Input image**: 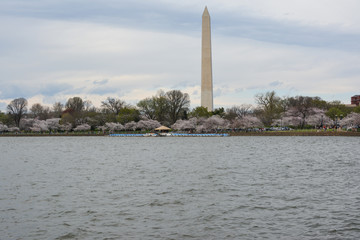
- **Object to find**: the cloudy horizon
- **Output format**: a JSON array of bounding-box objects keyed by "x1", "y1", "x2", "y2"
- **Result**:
[{"x1": 1, "y1": 0, "x2": 359, "y2": 111}]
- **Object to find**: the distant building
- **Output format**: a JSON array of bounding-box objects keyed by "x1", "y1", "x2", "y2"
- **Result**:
[{"x1": 351, "y1": 95, "x2": 360, "y2": 106}]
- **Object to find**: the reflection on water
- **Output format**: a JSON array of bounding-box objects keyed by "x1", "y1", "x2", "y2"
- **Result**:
[{"x1": 1, "y1": 136, "x2": 360, "y2": 239}]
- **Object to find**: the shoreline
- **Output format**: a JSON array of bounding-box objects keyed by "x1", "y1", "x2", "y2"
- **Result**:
[
  {"x1": 0, "y1": 131, "x2": 359, "y2": 137},
  {"x1": 229, "y1": 131, "x2": 360, "y2": 137}
]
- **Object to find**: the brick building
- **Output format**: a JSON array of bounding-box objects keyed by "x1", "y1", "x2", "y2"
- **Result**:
[{"x1": 351, "y1": 95, "x2": 360, "y2": 106}]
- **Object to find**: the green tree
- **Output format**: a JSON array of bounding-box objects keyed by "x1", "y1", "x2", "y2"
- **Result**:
[
  {"x1": 327, "y1": 100, "x2": 351, "y2": 116},
  {"x1": 225, "y1": 104, "x2": 253, "y2": 121},
  {"x1": 82, "y1": 111, "x2": 102, "y2": 130},
  {"x1": 61, "y1": 111, "x2": 75, "y2": 126},
  {"x1": 166, "y1": 90, "x2": 190, "y2": 124},
  {"x1": 0, "y1": 111, "x2": 12, "y2": 126},
  {"x1": 65, "y1": 97, "x2": 84, "y2": 113},
  {"x1": 326, "y1": 107, "x2": 344, "y2": 120},
  {"x1": 255, "y1": 91, "x2": 283, "y2": 126},
  {"x1": 63, "y1": 97, "x2": 86, "y2": 126},
  {"x1": 61, "y1": 100, "x2": 101, "y2": 129},
  {"x1": 137, "y1": 98, "x2": 157, "y2": 120},
  {"x1": 30, "y1": 103, "x2": 50, "y2": 120},
  {"x1": 212, "y1": 107, "x2": 225, "y2": 118},
  {"x1": 52, "y1": 102, "x2": 64, "y2": 118},
  {"x1": 117, "y1": 107, "x2": 140, "y2": 125},
  {"x1": 7, "y1": 98, "x2": 28, "y2": 127},
  {"x1": 311, "y1": 97, "x2": 328, "y2": 110},
  {"x1": 353, "y1": 106, "x2": 360, "y2": 113},
  {"x1": 190, "y1": 106, "x2": 212, "y2": 118},
  {"x1": 101, "y1": 97, "x2": 126, "y2": 115},
  {"x1": 153, "y1": 91, "x2": 170, "y2": 124}
]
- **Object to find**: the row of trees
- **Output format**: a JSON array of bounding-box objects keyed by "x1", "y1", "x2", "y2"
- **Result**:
[
  {"x1": 253, "y1": 91, "x2": 360, "y2": 128},
  {"x1": 1, "y1": 90, "x2": 360, "y2": 133},
  {"x1": 1, "y1": 90, "x2": 190, "y2": 130}
]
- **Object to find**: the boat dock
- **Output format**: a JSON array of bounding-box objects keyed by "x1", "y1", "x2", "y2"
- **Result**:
[{"x1": 109, "y1": 133, "x2": 229, "y2": 137}]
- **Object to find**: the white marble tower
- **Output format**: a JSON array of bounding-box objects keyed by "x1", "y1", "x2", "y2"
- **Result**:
[{"x1": 201, "y1": 6, "x2": 213, "y2": 111}]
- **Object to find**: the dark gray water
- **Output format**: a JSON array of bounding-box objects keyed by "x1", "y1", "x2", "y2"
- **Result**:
[{"x1": 1, "y1": 136, "x2": 360, "y2": 240}]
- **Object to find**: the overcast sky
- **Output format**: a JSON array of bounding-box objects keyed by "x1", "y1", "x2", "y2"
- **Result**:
[{"x1": 1, "y1": 0, "x2": 359, "y2": 111}]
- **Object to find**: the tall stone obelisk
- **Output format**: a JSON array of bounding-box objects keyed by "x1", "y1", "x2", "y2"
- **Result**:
[{"x1": 201, "y1": 6, "x2": 213, "y2": 111}]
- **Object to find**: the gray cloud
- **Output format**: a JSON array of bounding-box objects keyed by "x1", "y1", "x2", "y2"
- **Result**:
[
  {"x1": 93, "y1": 79, "x2": 109, "y2": 85},
  {"x1": 0, "y1": 0, "x2": 200, "y2": 34},
  {"x1": 89, "y1": 86, "x2": 119, "y2": 95},
  {"x1": 269, "y1": 81, "x2": 283, "y2": 87},
  {"x1": 0, "y1": 102, "x2": 7, "y2": 111},
  {"x1": 0, "y1": 84, "x2": 32, "y2": 99},
  {"x1": 2, "y1": 0, "x2": 359, "y2": 53},
  {"x1": 40, "y1": 83, "x2": 73, "y2": 96},
  {"x1": 214, "y1": 88, "x2": 223, "y2": 97},
  {"x1": 214, "y1": 14, "x2": 360, "y2": 53}
]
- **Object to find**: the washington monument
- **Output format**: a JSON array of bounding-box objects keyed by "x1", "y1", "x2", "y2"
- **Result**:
[{"x1": 201, "y1": 6, "x2": 213, "y2": 111}]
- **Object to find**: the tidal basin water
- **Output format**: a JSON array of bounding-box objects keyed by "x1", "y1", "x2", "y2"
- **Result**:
[{"x1": 1, "y1": 136, "x2": 360, "y2": 240}]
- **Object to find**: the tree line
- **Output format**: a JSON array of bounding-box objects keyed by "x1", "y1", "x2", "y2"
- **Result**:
[
  {"x1": 253, "y1": 91, "x2": 360, "y2": 129},
  {"x1": 1, "y1": 90, "x2": 360, "y2": 133}
]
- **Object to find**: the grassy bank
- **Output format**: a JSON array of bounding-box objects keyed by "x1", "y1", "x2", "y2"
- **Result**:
[{"x1": 229, "y1": 130, "x2": 360, "y2": 136}]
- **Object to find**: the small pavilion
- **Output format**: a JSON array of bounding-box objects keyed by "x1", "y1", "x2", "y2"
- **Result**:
[{"x1": 155, "y1": 126, "x2": 171, "y2": 133}]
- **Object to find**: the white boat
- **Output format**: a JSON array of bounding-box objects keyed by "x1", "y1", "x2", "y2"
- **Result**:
[{"x1": 143, "y1": 133, "x2": 158, "y2": 137}]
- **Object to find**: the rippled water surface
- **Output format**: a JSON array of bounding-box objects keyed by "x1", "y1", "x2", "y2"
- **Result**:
[{"x1": 1, "y1": 136, "x2": 360, "y2": 239}]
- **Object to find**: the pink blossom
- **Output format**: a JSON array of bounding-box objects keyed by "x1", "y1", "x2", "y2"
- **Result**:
[
  {"x1": 231, "y1": 116, "x2": 263, "y2": 128},
  {"x1": 73, "y1": 124, "x2": 91, "y2": 132},
  {"x1": 105, "y1": 122, "x2": 125, "y2": 131},
  {"x1": 59, "y1": 123, "x2": 72, "y2": 131},
  {"x1": 136, "y1": 119, "x2": 161, "y2": 130},
  {"x1": 125, "y1": 121, "x2": 137, "y2": 131},
  {"x1": 0, "y1": 123, "x2": 8, "y2": 132},
  {"x1": 340, "y1": 113, "x2": 360, "y2": 127}
]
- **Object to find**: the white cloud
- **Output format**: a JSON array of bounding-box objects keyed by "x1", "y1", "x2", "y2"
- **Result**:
[{"x1": 0, "y1": 0, "x2": 359, "y2": 111}]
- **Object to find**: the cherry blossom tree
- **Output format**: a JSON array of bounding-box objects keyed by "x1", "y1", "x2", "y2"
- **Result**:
[
  {"x1": 46, "y1": 118, "x2": 61, "y2": 131},
  {"x1": 202, "y1": 115, "x2": 229, "y2": 132},
  {"x1": 171, "y1": 118, "x2": 196, "y2": 131},
  {"x1": 59, "y1": 123, "x2": 72, "y2": 132},
  {"x1": 0, "y1": 123, "x2": 8, "y2": 132},
  {"x1": 8, "y1": 127, "x2": 20, "y2": 132},
  {"x1": 105, "y1": 122, "x2": 124, "y2": 131},
  {"x1": 231, "y1": 116, "x2": 263, "y2": 129},
  {"x1": 73, "y1": 123, "x2": 91, "y2": 132},
  {"x1": 136, "y1": 119, "x2": 161, "y2": 130},
  {"x1": 19, "y1": 118, "x2": 35, "y2": 131},
  {"x1": 195, "y1": 125, "x2": 206, "y2": 133},
  {"x1": 30, "y1": 119, "x2": 49, "y2": 132},
  {"x1": 272, "y1": 116, "x2": 302, "y2": 127},
  {"x1": 171, "y1": 119, "x2": 185, "y2": 130},
  {"x1": 98, "y1": 126, "x2": 107, "y2": 132},
  {"x1": 340, "y1": 113, "x2": 360, "y2": 128},
  {"x1": 172, "y1": 117, "x2": 211, "y2": 132},
  {"x1": 30, "y1": 126, "x2": 41, "y2": 132},
  {"x1": 306, "y1": 109, "x2": 332, "y2": 127},
  {"x1": 172, "y1": 118, "x2": 197, "y2": 131},
  {"x1": 124, "y1": 121, "x2": 137, "y2": 131},
  {"x1": 242, "y1": 116, "x2": 263, "y2": 128},
  {"x1": 284, "y1": 97, "x2": 321, "y2": 128}
]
